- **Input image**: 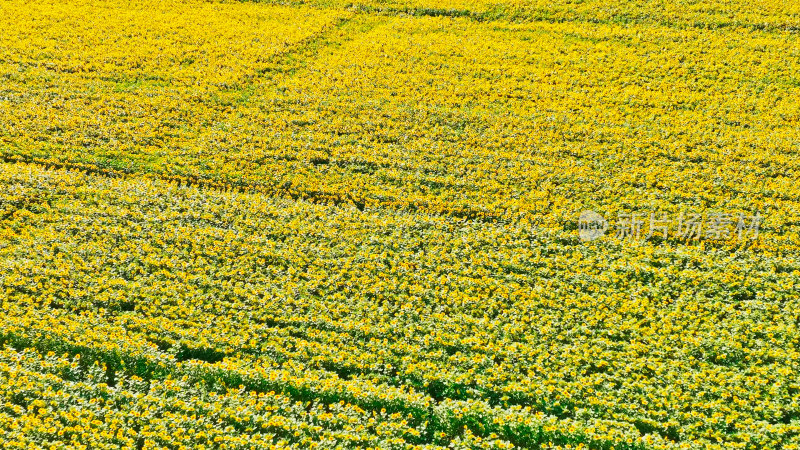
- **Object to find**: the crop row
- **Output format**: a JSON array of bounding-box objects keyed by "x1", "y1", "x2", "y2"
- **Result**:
[
  {"x1": 2, "y1": 5, "x2": 798, "y2": 227},
  {"x1": 2, "y1": 162, "x2": 799, "y2": 448},
  {"x1": 2, "y1": 0, "x2": 800, "y2": 448}
]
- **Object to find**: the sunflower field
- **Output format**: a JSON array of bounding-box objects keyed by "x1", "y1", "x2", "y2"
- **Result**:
[{"x1": 1, "y1": 0, "x2": 799, "y2": 448}]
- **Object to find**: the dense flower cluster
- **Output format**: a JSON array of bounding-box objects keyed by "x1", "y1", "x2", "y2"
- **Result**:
[
  {"x1": 1, "y1": 161, "x2": 798, "y2": 448},
  {"x1": 2, "y1": 0, "x2": 798, "y2": 227},
  {"x1": 1, "y1": 0, "x2": 799, "y2": 448}
]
